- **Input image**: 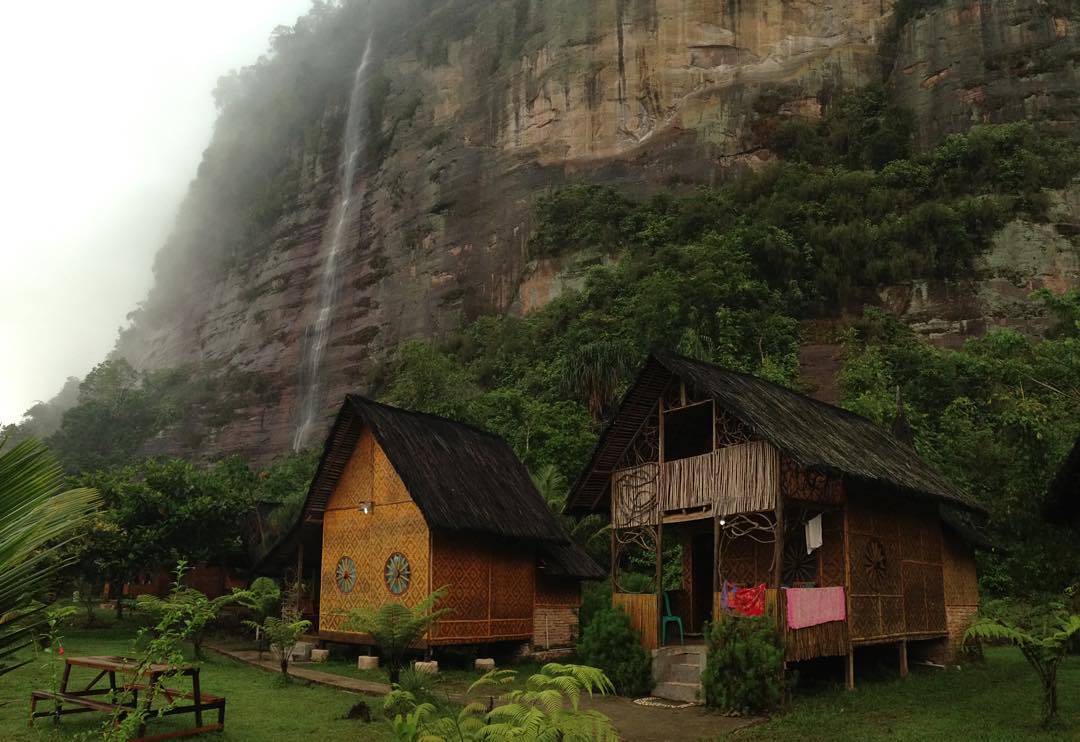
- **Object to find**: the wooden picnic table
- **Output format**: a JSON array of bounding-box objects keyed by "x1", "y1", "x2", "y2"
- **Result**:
[{"x1": 29, "y1": 655, "x2": 225, "y2": 742}]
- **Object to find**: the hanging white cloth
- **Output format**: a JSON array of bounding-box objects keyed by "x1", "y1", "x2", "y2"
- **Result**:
[{"x1": 805, "y1": 514, "x2": 823, "y2": 554}]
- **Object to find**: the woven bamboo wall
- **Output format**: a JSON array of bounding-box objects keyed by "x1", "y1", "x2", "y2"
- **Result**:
[
  {"x1": 781, "y1": 457, "x2": 844, "y2": 505},
  {"x1": 428, "y1": 532, "x2": 535, "y2": 644},
  {"x1": 720, "y1": 533, "x2": 774, "y2": 588},
  {"x1": 534, "y1": 575, "x2": 581, "y2": 650},
  {"x1": 536, "y1": 575, "x2": 581, "y2": 607},
  {"x1": 942, "y1": 529, "x2": 979, "y2": 657},
  {"x1": 847, "y1": 494, "x2": 946, "y2": 642},
  {"x1": 942, "y1": 530, "x2": 979, "y2": 608},
  {"x1": 319, "y1": 430, "x2": 431, "y2": 634},
  {"x1": 613, "y1": 592, "x2": 658, "y2": 650}
]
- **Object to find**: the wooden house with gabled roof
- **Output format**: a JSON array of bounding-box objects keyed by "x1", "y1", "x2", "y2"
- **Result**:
[
  {"x1": 567, "y1": 353, "x2": 987, "y2": 688},
  {"x1": 262, "y1": 395, "x2": 603, "y2": 651}
]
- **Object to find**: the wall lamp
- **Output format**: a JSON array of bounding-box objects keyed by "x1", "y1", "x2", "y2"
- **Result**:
[{"x1": 359, "y1": 501, "x2": 374, "y2": 515}]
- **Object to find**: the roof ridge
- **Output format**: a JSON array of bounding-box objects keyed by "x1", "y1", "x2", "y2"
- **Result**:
[
  {"x1": 345, "y1": 394, "x2": 507, "y2": 442},
  {"x1": 654, "y1": 351, "x2": 889, "y2": 429}
]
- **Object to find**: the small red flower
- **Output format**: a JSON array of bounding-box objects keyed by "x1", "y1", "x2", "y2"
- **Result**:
[{"x1": 58, "y1": 646, "x2": 65, "y2": 656}]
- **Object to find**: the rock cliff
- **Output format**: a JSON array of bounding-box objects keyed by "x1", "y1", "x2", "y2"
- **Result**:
[{"x1": 115, "y1": 0, "x2": 1079, "y2": 463}]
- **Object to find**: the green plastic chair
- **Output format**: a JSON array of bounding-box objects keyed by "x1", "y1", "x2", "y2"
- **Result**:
[{"x1": 661, "y1": 591, "x2": 684, "y2": 646}]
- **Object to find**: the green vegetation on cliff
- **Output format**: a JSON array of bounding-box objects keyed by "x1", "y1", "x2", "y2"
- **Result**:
[{"x1": 533, "y1": 111, "x2": 1079, "y2": 310}]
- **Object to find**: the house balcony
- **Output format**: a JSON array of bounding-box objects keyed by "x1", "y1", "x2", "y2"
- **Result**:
[{"x1": 611, "y1": 441, "x2": 780, "y2": 527}]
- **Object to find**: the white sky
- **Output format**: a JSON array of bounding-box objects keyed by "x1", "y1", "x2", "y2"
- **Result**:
[{"x1": 0, "y1": 0, "x2": 315, "y2": 424}]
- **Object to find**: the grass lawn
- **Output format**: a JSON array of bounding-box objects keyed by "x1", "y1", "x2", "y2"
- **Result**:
[
  {"x1": 0, "y1": 619, "x2": 393, "y2": 742},
  {"x1": 735, "y1": 647, "x2": 1080, "y2": 741},
  {"x1": 4, "y1": 616, "x2": 1077, "y2": 741}
]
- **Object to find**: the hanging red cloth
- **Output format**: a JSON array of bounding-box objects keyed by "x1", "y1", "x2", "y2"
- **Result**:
[{"x1": 729, "y1": 583, "x2": 767, "y2": 617}]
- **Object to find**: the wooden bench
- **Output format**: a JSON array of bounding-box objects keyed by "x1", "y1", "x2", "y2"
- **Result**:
[{"x1": 30, "y1": 655, "x2": 225, "y2": 742}]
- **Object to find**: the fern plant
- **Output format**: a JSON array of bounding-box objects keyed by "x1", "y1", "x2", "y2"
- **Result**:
[
  {"x1": 237, "y1": 577, "x2": 280, "y2": 658},
  {"x1": 965, "y1": 611, "x2": 1080, "y2": 728},
  {"x1": 252, "y1": 615, "x2": 312, "y2": 679},
  {"x1": 384, "y1": 663, "x2": 617, "y2": 742},
  {"x1": 344, "y1": 588, "x2": 450, "y2": 683}
]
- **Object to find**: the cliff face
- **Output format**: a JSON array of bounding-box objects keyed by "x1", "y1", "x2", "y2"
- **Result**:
[
  {"x1": 892, "y1": 0, "x2": 1079, "y2": 147},
  {"x1": 116, "y1": 0, "x2": 1080, "y2": 464}
]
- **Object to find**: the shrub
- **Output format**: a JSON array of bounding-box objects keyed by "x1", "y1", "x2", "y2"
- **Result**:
[
  {"x1": 576, "y1": 607, "x2": 652, "y2": 696},
  {"x1": 702, "y1": 615, "x2": 786, "y2": 714}
]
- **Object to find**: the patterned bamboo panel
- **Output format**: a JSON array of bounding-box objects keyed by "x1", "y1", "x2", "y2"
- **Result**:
[
  {"x1": 535, "y1": 576, "x2": 580, "y2": 607},
  {"x1": 374, "y1": 442, "x2": 411, "y2": 505},
  {"x1": 326, "y1": 429, "x2": 375, "y2": 511},
  {"x1": 849, "y1": 532, "x2": 902, "y2": 596},
  {"x1": 942, "y1": 531, "x2": 980, "y2": 607},
  {"x1": 613, "y1": 593, "x2": 658, "y2": 650},
  {"x1": 430, "y1": 620, "x2": 491, "y2": 641},
  {"x1": 491, "y1": 551, "x2": 535, "y2": 620},
  {"x1": 720, "y1": 534, "x2": 773, "y2": 588},
  {"x1": 319, "y1": 502, "x2": 430, "y2": 633},
  {"x1": 819, "y1": 511, "x2": 846, "y2": 587},
  {"x1": 320, "y1": 430, "x2": 431, "y2": 634},
  {"x1": 780, "y1": 457, "x2": 844, "y2": 505},
  {"x1": 432, "y1": 533, "x2": 490, "y2": 620},
  {"x1": 849, "y1": 595, "x2": 882, "y2": 639},
  {"x1": 881, "y1": 596, "x2": 906, "y2": 636}
]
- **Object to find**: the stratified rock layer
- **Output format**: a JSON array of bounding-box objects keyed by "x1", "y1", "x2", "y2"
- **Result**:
[{"x1": 115, "y1": 0, "x2": 1080, "y2": 463}]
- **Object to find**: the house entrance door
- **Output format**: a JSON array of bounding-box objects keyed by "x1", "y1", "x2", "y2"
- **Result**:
[{"x1": 691, "y1": 532, "x2": 714, "y2": 633}]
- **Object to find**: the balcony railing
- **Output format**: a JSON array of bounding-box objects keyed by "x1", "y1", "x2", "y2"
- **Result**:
[{"x1": 612, "y1": 441, "x2": 779, "y2": 526}]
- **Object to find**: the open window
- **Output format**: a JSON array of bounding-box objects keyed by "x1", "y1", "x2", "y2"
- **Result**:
[{"x1": 663, "y1": 401, "x2": 713, "y2": 462}]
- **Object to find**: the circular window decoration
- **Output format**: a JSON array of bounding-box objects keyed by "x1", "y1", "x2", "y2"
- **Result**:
[
  {"x1": 335, "y1": 556, "x2": 358, "y2": 594},
  {"x1": 384, "y1": 552, "x2": 412, "y2": 595},
  {"x1": 862, "y1": 538, "x2": 888, "y2": 591}
]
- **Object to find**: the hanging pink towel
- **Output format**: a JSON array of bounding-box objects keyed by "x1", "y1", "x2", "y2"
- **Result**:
[{"x1": 785, "y1": 587, "x2": 846, "y2": 630}]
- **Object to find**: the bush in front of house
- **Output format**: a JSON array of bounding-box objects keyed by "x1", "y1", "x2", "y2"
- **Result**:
[
  {"x1": 702, "y1": 615, "x2": 786, "y2": 714},
  {"x1": 576, "y1": 607, "x2": 652, "y2": 696}
]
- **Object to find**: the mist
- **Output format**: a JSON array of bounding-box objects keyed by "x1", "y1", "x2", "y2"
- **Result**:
[{"x1": 0, "y1": 0, "x2": 315, "y2": 424}]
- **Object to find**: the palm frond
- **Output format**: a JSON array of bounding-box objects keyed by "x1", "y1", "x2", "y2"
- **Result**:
[{"x1": 0, "y1": 439, "x2": 100, "y2": 675}]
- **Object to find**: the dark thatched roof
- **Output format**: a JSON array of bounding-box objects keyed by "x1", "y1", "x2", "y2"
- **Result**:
[
  {"x1": 1044, "y1": 435, "x2": 1080, "y2": 527},
  {"x1": 568, "y1": 353, "x2": 981, "y2": 515},
  {"x1": 539, "y1": 542, "x2": 607, "y2": 580},
  {"x1": 301, "y1": 396, "x2": 571, "y2": 543}
]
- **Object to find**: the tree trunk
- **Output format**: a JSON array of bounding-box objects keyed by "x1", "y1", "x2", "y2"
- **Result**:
[
  {"x1": 1043, "y1": 663, "x2": 1059, "y2": 726},
  {"x1": 280, "y1": 658, "x2": 289, "y2": 678},
  {"x1": 115, "y1": 597, "x2": 124, "y2": 620}
]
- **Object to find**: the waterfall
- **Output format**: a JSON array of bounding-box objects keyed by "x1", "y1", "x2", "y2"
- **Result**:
[{"x1": 292, "y1": 39, "x2": 373, "y2": 451}]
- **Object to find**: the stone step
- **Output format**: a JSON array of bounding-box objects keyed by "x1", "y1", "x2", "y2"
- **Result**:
[
  {"x1": 666, "y1": 662, "x2": 702, "y2": 685},
  {"x1": 651, "y1": 681, "x2": 701, "y2": 704},
  {"x1": 658, "y1": 650, "x2": 705, "y2": 666}
]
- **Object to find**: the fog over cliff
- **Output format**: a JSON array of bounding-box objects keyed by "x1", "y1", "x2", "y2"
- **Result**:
[{"x1": 0, "y1": 0, "x2": 313, "y2": 423}]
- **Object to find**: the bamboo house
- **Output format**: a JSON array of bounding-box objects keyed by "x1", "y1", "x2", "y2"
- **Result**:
[
  {"x1": 566, "y1": 353, "x2": 987, "y2": 687},
  {"x1": 263, "y1": 396, "x2": 603, "y2": 652}
]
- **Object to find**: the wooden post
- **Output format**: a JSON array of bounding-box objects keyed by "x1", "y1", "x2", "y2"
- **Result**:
[
  {"x1": 656, "y1": 397, "x2": 665, "y2": 647},
  {"x1": 899, "y1": 640, "x2": 909, "y2": 679},
  {"x1": 843, "y1": 504, "x2": 854, "y2": 691},
  {"x1": 772, "y1": 495, "x2": 784, "y2": 589}
]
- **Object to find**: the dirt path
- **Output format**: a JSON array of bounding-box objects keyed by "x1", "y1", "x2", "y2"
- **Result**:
[
  {"x1": 208, "y1": 645, "x2": 391, "y2": 695},
  {"x1": 581, "y1": 696, "x2": 753, "y2": 741},
  {"x1": 209, "y1": 645, "x2": 754, "y2": 740}
]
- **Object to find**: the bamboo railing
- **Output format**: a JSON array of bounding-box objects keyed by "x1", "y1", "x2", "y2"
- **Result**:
[{"x1": 612, "y1": 442, "x2": 780, "y2": 525}]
